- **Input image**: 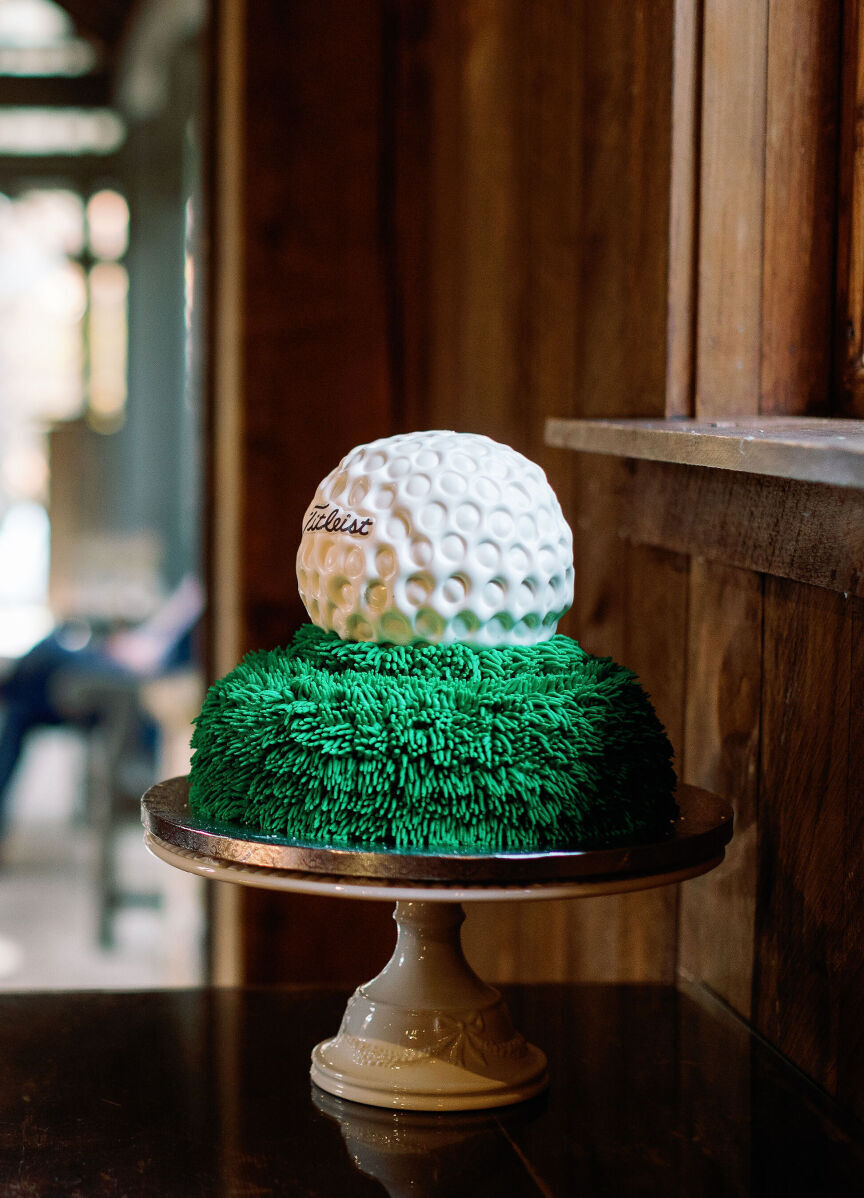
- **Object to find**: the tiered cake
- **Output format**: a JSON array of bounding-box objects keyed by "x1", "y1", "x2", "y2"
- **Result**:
[{"x1": 189, "y1": 431, "x2": 676, "y2": 851}]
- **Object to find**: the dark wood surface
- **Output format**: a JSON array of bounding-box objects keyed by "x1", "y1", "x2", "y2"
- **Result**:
[{"x1": 0, "y1": 983, "x2": 862, "y2": 1197}]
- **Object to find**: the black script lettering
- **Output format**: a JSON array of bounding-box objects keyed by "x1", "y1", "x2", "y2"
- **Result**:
[{"x1": 302, "y1": 504, "x2": 375, "y2": 538}]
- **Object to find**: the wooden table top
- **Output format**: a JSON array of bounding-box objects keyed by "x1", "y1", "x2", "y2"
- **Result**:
[{"x1": 0, "y1": 984, "x2": 861, "y2": 1196}]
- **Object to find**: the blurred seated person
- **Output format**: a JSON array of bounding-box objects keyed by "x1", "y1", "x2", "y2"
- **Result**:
[{"x1": 0, "y1": 575, "x2": 204, "y2": 840}]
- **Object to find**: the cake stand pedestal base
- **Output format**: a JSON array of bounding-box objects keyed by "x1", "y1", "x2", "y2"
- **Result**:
[
  {"x1": 142, "y1": 777, "x2": 733, "y2": 1113},
  {"x1": 310, "y1": 901, "x2": 548, "y2": 1111}
]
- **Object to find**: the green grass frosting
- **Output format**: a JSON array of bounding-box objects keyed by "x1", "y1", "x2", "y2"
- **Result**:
[{"x1": 188, "y1": 624, "x2": 677, "y2": 852}]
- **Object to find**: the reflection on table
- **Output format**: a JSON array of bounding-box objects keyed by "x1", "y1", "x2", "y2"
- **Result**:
[{"x1": 0, "y1": 984, "x2": 861, "y2": 1196}]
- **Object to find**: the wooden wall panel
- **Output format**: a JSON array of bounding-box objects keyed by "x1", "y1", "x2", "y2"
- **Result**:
[
  {"x1": 616, "y1": 544, "x2": 689, "y2": 982},
  {"x1": 578, "y1": 0, "x2": 675, "y2": 419},
  {"x1": 839, "y1": 595, "x2": 864, "y2": 1122},
  {"x1": 678, "y1": 561, "x2": 761, "y2": 1017},
  {"x1": 421, "y1": 0, "x2": 680, "y2": 984},
  {"x1": 697, "y1": 1, "x2": 844, "y2": 419},
  {"x1": 626, "y1": 462, "x2": 864, "y2": 600},
  {"x1": 235, "y1": 0, "x2": 399, "y2": 985},
  {"x1": 696, "y1": 0, "x2": 769, "y2": 417},
  {"x1": 241, "y1": 0, "x2": 393, "y2": 649},
  {"x1": 835, "y1": 0, "x2": 864, "y2": 417},
  {"x1": 666, "y1": 0, "x2": 700, "y2": 418},
  {"x1": 423, "y1": 0, "x2": 675, "y2": 434},
  {"x1": 464, "y1": 534, "x2": 688, "y2": 985},
  {"x1": 760, "y1": 1, "x2": 842, "y2": 415},
  {"x1": 754, "y1": 579, "x2": 851, "y2": 1095}
]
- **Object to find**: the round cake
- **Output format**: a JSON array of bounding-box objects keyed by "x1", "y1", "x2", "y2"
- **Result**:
[{"x1": 189, "y1": 431, "x2": 677, "y2": 852}]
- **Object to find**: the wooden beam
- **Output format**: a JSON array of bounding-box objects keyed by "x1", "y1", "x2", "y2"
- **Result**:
[
  {"x1": 696, "y1": 0, "x2": 768, "y2": 417},
  {"x1": 546, "y1": 417, "x2": 864, "y2": 488},
  {"x1": 622, "y1": 459, "x2": 864, "y2": 598},
  {"x1": 760, "y1": 0, "x2": 842, "y2": 415}
]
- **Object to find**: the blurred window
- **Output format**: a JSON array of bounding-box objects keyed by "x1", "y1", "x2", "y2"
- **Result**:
[
  {"x1": 0, "y1": 184, "x2": 130, "y2": 647},
  {"x1": 0, "y1": 0, "x2": 99, "y2": 76},
  {"x1": 0, "y1": 108, "x2": 124, "y2": 155}
]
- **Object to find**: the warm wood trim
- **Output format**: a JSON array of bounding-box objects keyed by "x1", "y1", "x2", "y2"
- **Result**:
[
  {"x1": 695, "y1": 0, "x2": 768, "y2": 417},
  {"x1": 208, "y1": 0, "x2": 245, "y2": 987},
  {"x1": 760, "y1": 0, "x2": 842, "y2": 415},
  {"x1": 678, "y1": 560, "x2": 761, "y2": 1019},
  {"x1": 620, "y1": 459, "x2": 864, "y2": 598},
  {"x1": 546, "y1": 416, "x2": 864, "y2": 488},
  {"x1": 666, "y1": 0, "x2": 700, "y2": 418},
  {"x1": 837, "y1": 0, "x2": 864, "y2": 416}
]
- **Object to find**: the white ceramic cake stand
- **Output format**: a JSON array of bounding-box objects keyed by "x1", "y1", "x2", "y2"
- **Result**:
[{"x1": 142, "y1": 778, "x2": 732, "y2": 1112}]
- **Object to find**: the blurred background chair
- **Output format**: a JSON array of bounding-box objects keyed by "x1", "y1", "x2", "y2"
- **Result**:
[{"x1": 0, "y1": 575, "x2": 204, "y2": 946}]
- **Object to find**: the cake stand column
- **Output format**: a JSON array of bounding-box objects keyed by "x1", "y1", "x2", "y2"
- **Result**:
[{"x1": 310, "y1": 900, "x2": 549, "y2": 1111}]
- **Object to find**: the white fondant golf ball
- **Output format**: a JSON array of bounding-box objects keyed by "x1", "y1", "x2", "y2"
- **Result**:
[{"x1": 296, "y1": 430, "x2": 574, "y2": 646}]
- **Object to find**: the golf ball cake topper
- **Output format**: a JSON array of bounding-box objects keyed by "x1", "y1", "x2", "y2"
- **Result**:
[{"x1": 296, "y1": 430, "x2": 574, "y2": 646}]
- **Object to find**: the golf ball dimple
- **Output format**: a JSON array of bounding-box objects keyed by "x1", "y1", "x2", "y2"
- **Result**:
[{"x1": 296, "y1": 430, "x2": 574, "y2": 646}]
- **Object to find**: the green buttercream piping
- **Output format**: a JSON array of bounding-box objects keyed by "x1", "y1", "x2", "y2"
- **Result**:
[{"x1": 188, "y1": 624, "x2": 677, "y2": 851}]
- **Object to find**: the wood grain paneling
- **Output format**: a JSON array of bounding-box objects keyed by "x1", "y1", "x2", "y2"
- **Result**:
[
  {"x1": 236, "y1": 0, "x2": 399, "y2": 984},
  {"x1": 696, "y1": 0, "x2": 768, "y2": 417},
  {"x1": 419, "y1": 1, "x2": 680, "y2": 984},
  {"x1": 464, "y1": 537, "x2": 688, "y2": 985},
  {"x1": 678, "y1": 560, "x2": 761, "y2": 1017},
  {"x1": 625, "y1": 462, "x2": 864, "y2": 599},
  {"x1": 755, "y1": 578, "x2": 850, "y2": 1094},
  {"x1": 760, "y1": 1, "x2": 842, "y2": 415},
  {"x1": 839, "y1": 595, "x2": 864, "y2": 1121},
  {"x1": 836, "y1": 0, "x2": 864, "y2": 417},
  {"x1": 619, "y1": 544, "x2": 689, "y2": 981},
  {"x1": 242, "y1": 0, "x2": 393, "y2": 650},
  {"x1": 666, "y1": 0, "x2": 700, "y2": 418},
  {"x1": 381, "y1": 0, "x2": 434, "y2": 434},
  {"x1": 579, "y1": 0, "x2": 675, "y2": 419}
]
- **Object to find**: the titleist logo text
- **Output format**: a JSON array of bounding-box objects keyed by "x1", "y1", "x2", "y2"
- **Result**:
[{"x1": 303, "y1": 504, "x2": 374, "y2": 536}]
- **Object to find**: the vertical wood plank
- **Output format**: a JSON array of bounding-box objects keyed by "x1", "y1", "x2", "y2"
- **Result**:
[
  {"x1": 465, "y1": 530, "x2": 687, "y2": 985},
  {"x1": 678, "y1": 560, "x2": 762, "y2": 1018},
  {"x1": 383, "y1": 0, "x2": 434, "y2": 433},
  {"x1": 755, "y1": 578, "x2": 850, "y2": 1095},
  {"x1": 236, "y1": 0, "x2": 399, "y2": 984},
  {"x1": 696, "y1": 0, "x2": 768, "y2": 417},
  {"x1": 208, "y1": 0, "x2": 246, "y2": 985},
  {"x1": 425, "y1": 1, "x2": 465, "y2": 431},
  {"x1": 619, "y1": 544, "x2": 689, "y2": 980},
  {"x1": 665, "y1": 0, "x2": 700, "y2": 418},
  {"x1": 241, "y1": 0, "x2": 393, "y2": 651},
  {"x1": 839, "y1": 596, "x2": 864, "y2": 1121},
  {"x1": 456, "y1": 0, "x2": 523, "y2": 444},
  {"x1": 519, "y1": 0, "x2": 582, "y2": 487},
  {"x1": 836, "y1": 0, "x2": 864, "y2": 417},
  {"x1": 579, "y1": 0, "x2": 675, "y2": 418},
  {"x1": 760, "y1": 0, "x2": 842, "y2": 415}
]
